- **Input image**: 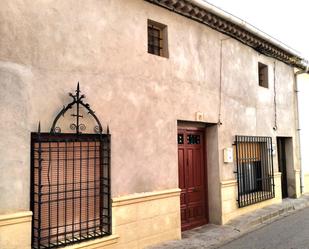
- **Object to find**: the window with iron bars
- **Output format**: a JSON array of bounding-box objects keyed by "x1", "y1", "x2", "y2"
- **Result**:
[
  {"x1": 234, "y1": 136, "x2": 275, "y2": 208},
  {"x1": 147, "y1": 19, "x2": 168, "y2": 57},
  {"x1": 31, "y1": 83, "x2": 112, "y2": 248},
  {"x1": 31, "y1": 133, "x2": 111, "y2": 249}
]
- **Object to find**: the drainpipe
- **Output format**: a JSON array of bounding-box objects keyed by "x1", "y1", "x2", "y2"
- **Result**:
[{"x1": 294, "y1": 66, "x2": 309, "y2": 194}]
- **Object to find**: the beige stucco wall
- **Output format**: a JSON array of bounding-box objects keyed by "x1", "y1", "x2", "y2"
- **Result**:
[{"x1": 0, "y1": 0, "x2": 299, "y2": 226}]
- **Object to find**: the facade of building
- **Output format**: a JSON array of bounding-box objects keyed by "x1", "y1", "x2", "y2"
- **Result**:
[
  {"x1": 0, "y1": 0, "x2": 308, "y2": 249},
  {"x1": 297, "y1": 73, "x2": 309, "y2": 193}
]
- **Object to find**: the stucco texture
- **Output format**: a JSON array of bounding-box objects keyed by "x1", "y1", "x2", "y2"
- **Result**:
[{"x1": 0, "y1": 0, "x2": 299, "y2": 214}]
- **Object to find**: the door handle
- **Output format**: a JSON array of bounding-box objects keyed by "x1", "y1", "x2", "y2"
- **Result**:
[{"x1": 192, "y1": 187, "x2": 198, "y2": 192}]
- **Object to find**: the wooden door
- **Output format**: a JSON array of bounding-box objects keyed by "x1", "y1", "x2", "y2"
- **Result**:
[{"x1": 178, "y1": 128, "x2": 208, "y2": 231}]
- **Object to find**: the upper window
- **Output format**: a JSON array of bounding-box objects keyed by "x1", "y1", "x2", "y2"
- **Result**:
[
  {"x1": 258, "y1": 62, "x2": 269, "y2": 88},
  {"x1": 147, "y1": 19, "x2": 168, "y2": 58}
]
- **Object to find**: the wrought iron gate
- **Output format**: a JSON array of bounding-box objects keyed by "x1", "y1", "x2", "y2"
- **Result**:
[{"x1": 31, "y1": 83, "x2": 111, "y2": 249}]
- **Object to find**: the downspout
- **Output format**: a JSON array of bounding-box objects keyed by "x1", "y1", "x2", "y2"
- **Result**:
[{"x1": 294, "y1": 66, "x2": 309, "y2": 194}]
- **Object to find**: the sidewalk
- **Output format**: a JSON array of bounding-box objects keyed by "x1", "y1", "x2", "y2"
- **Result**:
[{"x1": 149, "y1": 194, "x2": 309, "y2": 249}]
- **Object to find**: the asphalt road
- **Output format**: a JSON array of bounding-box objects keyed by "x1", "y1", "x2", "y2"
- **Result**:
[{"x1": 217, "y1": 207, "x2": 309, "y2": 249}]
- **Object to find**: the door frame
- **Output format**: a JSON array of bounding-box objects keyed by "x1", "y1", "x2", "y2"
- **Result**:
[
  {"x1": 177, "y1": 126, "x2": 209, "y2": 230},
  {"x1": 276, "y1": 137, "x2": 289, "y2": 198}
]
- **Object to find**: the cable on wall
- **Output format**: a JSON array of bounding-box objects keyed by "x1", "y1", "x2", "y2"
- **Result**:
[
  {"x1": 273, "y1": 61, "x2": 278, "y2": 131},
  {"x1": 218, "y1": 37, "x2": 231, "y2": 126}
]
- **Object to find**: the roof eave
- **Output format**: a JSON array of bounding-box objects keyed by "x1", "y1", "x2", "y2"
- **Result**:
[{"x1": 145, "y1": 0, "x2": 309, "y2": 70}]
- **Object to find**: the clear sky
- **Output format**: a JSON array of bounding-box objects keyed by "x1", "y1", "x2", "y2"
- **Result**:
[{"x1": 205, "y1": 0, "x2": 309, "y2": 60}]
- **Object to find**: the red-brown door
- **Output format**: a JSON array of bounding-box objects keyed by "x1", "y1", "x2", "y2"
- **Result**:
[{"x1": 178, "y1": 128, "x2": 208, "y2": 231}]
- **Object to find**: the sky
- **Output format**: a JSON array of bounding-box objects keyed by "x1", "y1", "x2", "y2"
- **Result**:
[{"x1": 205, "y1": 0, "x2": 309, "y2": 59}]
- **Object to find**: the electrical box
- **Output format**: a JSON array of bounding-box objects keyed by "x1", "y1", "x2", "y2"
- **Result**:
[{"x1": 224, "y1": 148, "x2": 233, "y2": 163}]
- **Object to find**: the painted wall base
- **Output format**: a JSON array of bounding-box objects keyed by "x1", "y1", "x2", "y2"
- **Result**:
[
  {"x1": 0, "y1": 211, "x2": 32, "y2": 249},
  {"x1": 303, "y1": 173, "x2": 309, "y2": 194},
  {"x1": 221, "y1": 172, "x2": 282, "y2": 224},
  {"x1": 112, "y1": 188, "x2": 181, "y2": 249},
  {"x1": 294, "y1": 170, "x2": 301, "y2": 198},
  {"x1": 0, "y1": 189, "x2": 181, "y2": 249}
]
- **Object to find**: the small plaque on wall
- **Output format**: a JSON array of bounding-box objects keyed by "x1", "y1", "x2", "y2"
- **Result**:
[{"x1": 195, "y1": 112, "x2": 204, "y2": 121}]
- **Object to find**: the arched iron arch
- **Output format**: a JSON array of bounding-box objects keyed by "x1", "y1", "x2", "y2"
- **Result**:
[
  {"x1": 31, "y1": 82, "x2": 111, "y2": 249},
  {"x1": 50, "y1": 82, "x2": 104, "y2": 134}
]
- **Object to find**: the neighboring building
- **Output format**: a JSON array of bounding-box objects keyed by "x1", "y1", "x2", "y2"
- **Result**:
[
  {"x1": 0, "y1": 0, "x2": 308, "y2": 249},
  {"x1": 297, "y1": 73, "x2": 309, "y2": 193}
]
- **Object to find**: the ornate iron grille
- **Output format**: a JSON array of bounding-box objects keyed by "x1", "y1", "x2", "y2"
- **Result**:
[
  {"x1": 235, "y1": 136, "x2": 275, "y2": 208},
  {"x1": 31, "y1": 83, "x2": 111, "y2": 249}
]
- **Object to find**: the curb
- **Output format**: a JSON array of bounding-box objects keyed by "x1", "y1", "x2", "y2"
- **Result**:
[
  {"x1": 149, "y1": 195, "x2": 309, "y2": 249},
  {"x1": 228, "y1": 195, "x2": 309, "y2": 232}
]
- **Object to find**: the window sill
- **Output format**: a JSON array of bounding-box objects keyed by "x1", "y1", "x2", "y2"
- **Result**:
[
  {"x1": 65, "y1": 234, "x2": 119, "y2": 249},
  {"x1": 147, "y1": 52, "x2": 169, "y2": 59}
]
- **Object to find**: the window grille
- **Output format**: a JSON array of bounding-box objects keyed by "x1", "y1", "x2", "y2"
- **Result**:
[
  {"x1": 235, "y1": 136, "x2": 275, "y2": 208},
  {"x1": 148, "y1": 20, "x2": 168, "y2": 57},
  {"x1": 148, "y1": 25, "x2": 162, "y2": 56},
  {"x1": 31, "y1": 83, "x2": 111, "y2": 249}
]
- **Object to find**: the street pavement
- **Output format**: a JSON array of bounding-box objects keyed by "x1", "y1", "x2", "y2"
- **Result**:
[
  {"x1": 150, "y1": 202, "x2": 309, "y2": 249},
  {"x1": 217, "y1": 207, "x2": 309, "y2": 249}
]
